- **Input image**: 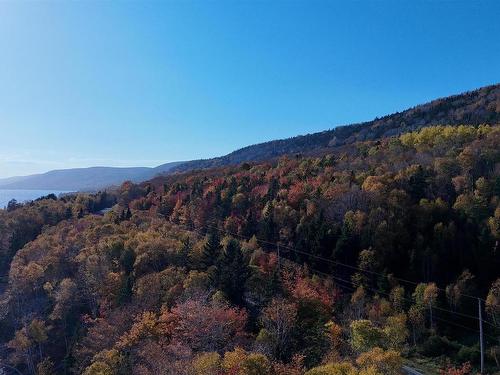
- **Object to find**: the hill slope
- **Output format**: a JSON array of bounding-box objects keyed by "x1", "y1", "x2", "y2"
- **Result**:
[
  {"x1": 171, "y1": 83, "x2": 500, "y2": 172},
  {"x1": 1, "y1": 124, "x2": 499, "y2": 374},
  {"x1": 1, "y1": 84, "x2": 498, "y2": 190}
]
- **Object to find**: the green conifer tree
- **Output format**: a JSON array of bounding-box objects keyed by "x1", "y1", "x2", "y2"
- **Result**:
[{"x1": 217, "y1": 237, "x2": 249, "y2": 305}]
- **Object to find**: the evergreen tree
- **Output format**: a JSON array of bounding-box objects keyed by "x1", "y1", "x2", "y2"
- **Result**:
[
  {"x1": 266, "y1": 177, "x2": 280, "y2": 200},
  {"x1": 260, "y1": 201, "x2": 276, "y2": 241},
  {"x1": 332, "y1": 213, "x2": 360, "y2": 269},
  {"x1": 117, "y1": 274, "x2": 133, "y2": 305},
  {"x1": 200, "y1": 228, "x2": 221, "y2": 270},
  {"x1": 265, "y1": 265, "x2": 283, "y2": 301},
  {"x1": 217, "y1": 238, "x2": 250, "y2": 305},
  {"x1": 125, "y1": 207, "x2": 132, "y2": 220},
  {"x1": 179, "y1": 237, "x2": 191, "y2": 267},
  {"x1": 64, "y1": 207, "x2": 73, "y2": 219},
  {"x1": 119, "y1": 248, "x2": 136, "y2": 274},
  {"x1": 242, "y1": 210, "x2": 258, "y2": 238}
]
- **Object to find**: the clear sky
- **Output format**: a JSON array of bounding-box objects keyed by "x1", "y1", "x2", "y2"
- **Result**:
[{"x1": 0, "y1": 1, "x2": 499, "y2": 178}]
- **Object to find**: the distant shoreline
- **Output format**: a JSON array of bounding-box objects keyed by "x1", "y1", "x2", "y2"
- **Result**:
[{"x1": 0, "y1": 189, "x2": 73, "y2": 208}]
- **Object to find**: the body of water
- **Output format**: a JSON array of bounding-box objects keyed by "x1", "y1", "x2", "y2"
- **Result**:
[{"x1": 0, "y1": 189, "x2": 71, "y2": 209}]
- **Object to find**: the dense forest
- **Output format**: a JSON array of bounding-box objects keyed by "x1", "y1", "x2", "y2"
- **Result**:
[{"x1": 0, "y1": 124, "x2": 499, "y2": 375}]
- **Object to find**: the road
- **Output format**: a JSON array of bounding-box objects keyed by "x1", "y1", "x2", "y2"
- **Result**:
[{"x1": 403, "y1": 365, "x2": 425, "y2": 375}]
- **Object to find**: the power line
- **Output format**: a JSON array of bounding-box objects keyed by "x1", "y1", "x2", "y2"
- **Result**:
[
  {"x1": 309, "y1": 267, "x2": 498, "y2": 340},
  {"x1": 244, "y1": 225, "x2": 491, "y2": 307},
  {"x1": 432, "y1": 316, "x2": 497, "y2": 341},
  {"x1": 265, "y1": 237, "x2": 487, "y2": 303},
  {"x1": 114, "y1": 218, "x2": 500, "y2": 341},
  {"x1": 283, "y1": 257, "x2": 499, "y2": 341},
  {"x1": 200, "y1": 221, "x2": 488, "y2": 302},
  {"x1": 177, "y1": 220, "x2": 498, "y2": 328},
  {"x1": 204, "y1": 221, "x2": 484, "y2": 300},
  {"x1": 277, "y1": 254, "x2": 499, "y2": 340},
  {"x1": 335, "y1": 270, "x2": 497, "y2": 329}
]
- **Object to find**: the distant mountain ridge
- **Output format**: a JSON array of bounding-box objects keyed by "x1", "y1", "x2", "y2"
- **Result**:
[
  {"x1": 169, "y1": 83, "x2": 500, "y2": 173},
  {"x1": 0, "y1": 162, "x2": 183, "y2": 191},
  {"x1": 1, "y1": 83, "x2": 498, "y2": 191}
]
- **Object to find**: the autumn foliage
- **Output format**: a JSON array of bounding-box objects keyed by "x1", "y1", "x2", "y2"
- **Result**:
[{"x1": 0, "y1": 125, "x2": 499, "y2": 374}]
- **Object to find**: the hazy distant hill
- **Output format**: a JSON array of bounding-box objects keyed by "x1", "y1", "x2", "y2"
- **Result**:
[
  {"x1": 171, "y1": 83, "x2": 500, "y2": 172},
  {"x1": 0, "y1": 162, "x2": 183, "y2": 191}
]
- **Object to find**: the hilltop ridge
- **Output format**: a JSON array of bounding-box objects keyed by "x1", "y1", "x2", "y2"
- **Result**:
[{"x1": 170, "y1": 83, "x2": 500, "y2": 172}]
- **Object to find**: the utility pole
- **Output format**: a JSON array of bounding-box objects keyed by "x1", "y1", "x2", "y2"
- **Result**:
[
  {"x1": 429, "y1": 299, "x2": 434, "y2": 331},
  {"x1": 478, "y1": 298, "x2": 484, "y2": 374},
  {"x1": 277, "y1": 243, "x2": 280, "y2": 271}
]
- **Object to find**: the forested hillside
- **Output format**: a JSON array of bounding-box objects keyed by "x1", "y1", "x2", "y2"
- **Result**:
[
  {"x1": 170, "y1": 84, "x2": 500, "y2": 173},
  {"x1": 0, "y1": 124, "x2": 499, "y2": 374}
]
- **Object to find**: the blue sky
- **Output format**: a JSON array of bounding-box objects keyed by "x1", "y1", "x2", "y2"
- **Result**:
[{"x1": 0, "y1": 1, "x2": 499, "y2": 178}]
